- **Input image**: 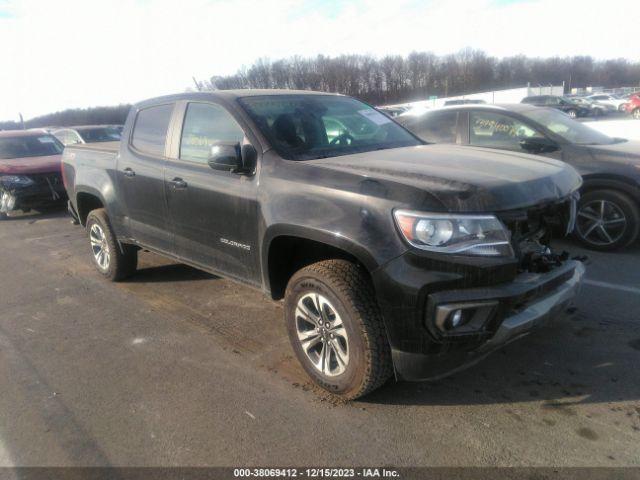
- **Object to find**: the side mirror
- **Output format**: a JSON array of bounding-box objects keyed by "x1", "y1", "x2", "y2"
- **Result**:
[
  {"x1": 519, "y1": 137, "x2": 558, "y2": 154},
  {"x1": 207, "y1": 142, "x2": 257, "y2": 174},
  {"x1": 240, "y1": 144, "x2": 257, "y2": 173},
  {"x1": 208, "y1": 143, "x2": 242, "y2": 172}
]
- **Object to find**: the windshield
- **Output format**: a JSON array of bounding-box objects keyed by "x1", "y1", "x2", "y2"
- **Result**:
[
  {"x1": 238, "y1": 95, "x2": 420, "y2": 160},
  {"x1": 521, "y1": 108, "x2": 617, "y2": 145},
  {"x1": 0, "y1": 134, "x2": 64, "y2": 159},
  {"x1": 79, "y1": 127, "x2": 122, "y2": 143}
]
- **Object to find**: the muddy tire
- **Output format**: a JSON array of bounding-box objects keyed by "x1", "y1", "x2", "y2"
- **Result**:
[
  {"x1": 574, "y1": 189, "x2": 640, "y2": 251},
  {"x1": 284, "y1": 259, "x2": 392, "y2": 400},
  {"x1": 86, "y1": 208, "x2": 137, "y2": 281}
]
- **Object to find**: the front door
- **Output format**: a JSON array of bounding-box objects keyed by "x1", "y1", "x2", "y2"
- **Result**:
[
  {"x1": 118, "y1": 103, "x2": 175, "y2": 253},
  {"x1": 164, "y1": 101, "x2": 261, "y2": 285}
]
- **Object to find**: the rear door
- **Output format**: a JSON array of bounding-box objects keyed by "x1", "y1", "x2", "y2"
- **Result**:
[
  {"x1": 164, "y1": 101, "x2": 261, "y2": 285},
  {"x1": 118, "y1": 103, "x2": 175, "y2": 253}
]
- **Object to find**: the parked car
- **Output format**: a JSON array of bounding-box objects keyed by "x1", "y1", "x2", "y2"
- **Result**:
[
  {"x1": 0, "y1": 130, "x2": 67, "y2": 219},
  {"x1": 586, "y1": 94, "x2": 628, "y2": 112},
  {"x1": 443, "y1": 99, "x2": 486, "y2": 106},
  {"x1": 63, "y1": 90, "x2": 585, "y2": 399},
  {"x1": 569, "y1": 97, "x2": 615, "y2": 116},
  {"x1": 521, "y1": 95, "x2": 590, "y2": 118},
  {"x1": 397, "y1": 104, "x2": 640, "y2": 250},
  {"x1": 52, "y1": 125, "x2": 122, "y2": 146},
  {"x1": 623, "y1": 93, "x2": 640, "y2": 119}
]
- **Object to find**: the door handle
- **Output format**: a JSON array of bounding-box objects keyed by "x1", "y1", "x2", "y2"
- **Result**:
[
  {"x1": 169, "y1": 177, "x2": 188, "y2": 189},
  {"x1": 123, "y1": 167, "x2": 135, "y2": 178}
]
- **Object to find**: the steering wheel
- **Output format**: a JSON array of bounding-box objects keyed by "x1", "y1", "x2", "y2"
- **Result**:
[{"x1": 330, "y1": 133, "x2": 355, "y2": 146}]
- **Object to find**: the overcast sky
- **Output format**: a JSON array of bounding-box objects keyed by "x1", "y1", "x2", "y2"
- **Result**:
[{"x1": 1, "y1": 0, "x2": 639, "y2": 121}]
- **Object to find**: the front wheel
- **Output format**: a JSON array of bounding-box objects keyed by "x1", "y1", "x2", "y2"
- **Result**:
[
  {"x1": 86, "y1": 208, "x2": 138, "y2": 281},
  {"x1": 284, "y1": 260, "x2": 392, "y2": 400},
  {"x1": 618, "y1": 104, "x2": 627, "y2": 112},
  {"x1": 575, "y1": 190, "x2": 640, "y2": 251},
  {"x1": 633, "y1": 108, "x2": 640, "y2": 120},
  {"x1": 567, "y1": 109, "x2": 577, "y2": 119}
]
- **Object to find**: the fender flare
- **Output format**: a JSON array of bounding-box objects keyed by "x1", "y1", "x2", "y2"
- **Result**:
[{"x1": 261, "y1": 223, "x2": 380, "y2": 292}]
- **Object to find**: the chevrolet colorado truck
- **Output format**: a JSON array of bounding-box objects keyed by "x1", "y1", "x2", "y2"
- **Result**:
[{"x1": 62, "y1": 90, "x2": 585, "y2": 399}]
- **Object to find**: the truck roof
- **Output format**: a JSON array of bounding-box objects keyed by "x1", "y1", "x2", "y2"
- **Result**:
[{"x1": 134, "y1": 89, "x2": 339, "y2": 108}]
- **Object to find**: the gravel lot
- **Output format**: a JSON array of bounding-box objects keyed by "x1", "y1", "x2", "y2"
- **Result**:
[{"x1": 0, "y1": 208, "x2": 639, "y2": 467}]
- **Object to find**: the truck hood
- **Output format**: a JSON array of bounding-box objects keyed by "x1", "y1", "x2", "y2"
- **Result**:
[
  {"x1": 0, "y1": 154, "x2": 62, "y2": 175},
  {"x1": 310, "y1": 144, "x2": 582, "y2": 212}
]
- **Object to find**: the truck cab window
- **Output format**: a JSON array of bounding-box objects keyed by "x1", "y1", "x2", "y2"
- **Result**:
[
  {"x1": 470, "y1": 111, "x2": 543, "y2": 150},
  {"x1": 131, "y1": 104, "x2": 174, "y2": 157},
  {"x1": 179, "y1": 103, "x2": 245, "y2": 163}
]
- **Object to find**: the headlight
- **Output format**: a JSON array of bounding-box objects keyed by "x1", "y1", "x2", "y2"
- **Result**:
[
  {"x1": 0, "y1": 175, "x2": 34, "y2": 187},
  {"x1": 394, "y1": 209, "x2": 514, "y2": 257}
]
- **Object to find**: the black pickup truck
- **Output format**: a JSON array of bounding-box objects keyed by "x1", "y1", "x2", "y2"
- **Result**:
[{"x1": 62, "y1": 90, "x2": 585, "y2": 399}]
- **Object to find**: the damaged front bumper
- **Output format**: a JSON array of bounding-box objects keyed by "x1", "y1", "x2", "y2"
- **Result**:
[
  {"x1": 373, "y1": 250, "x2": 586, "y2": 382},
  {"x1": 391, "y1": 260, "x2": 584, "y2": 380}
]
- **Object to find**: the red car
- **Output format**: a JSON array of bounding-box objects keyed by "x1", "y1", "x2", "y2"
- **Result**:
[
  {"x1": 623, "y1": 93, "x2": 640, "y2": 119},
  {"x1": 0, "y1": 130, "x2": 67, "y2": 219}
]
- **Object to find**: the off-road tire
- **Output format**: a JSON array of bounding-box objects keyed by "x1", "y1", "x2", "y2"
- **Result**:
[
  {"x1": 575, "y1": 189, "x2": 640, "y2": 251},
  {"x1": 86, "y1": 208, "x2": 137, "y2": 281},
  {"x1": 284, "y1": 259, "x2": 393, "y2": 400}
]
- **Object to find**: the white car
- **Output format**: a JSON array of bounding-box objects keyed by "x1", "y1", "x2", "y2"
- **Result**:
[{"x1": 586, "y1": 94, "x2": 628, "y2": 111}]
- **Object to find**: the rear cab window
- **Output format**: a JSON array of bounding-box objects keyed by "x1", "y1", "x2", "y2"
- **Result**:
[{"x1": 131, "y1": 104, "x2": 175, "y2": 157}]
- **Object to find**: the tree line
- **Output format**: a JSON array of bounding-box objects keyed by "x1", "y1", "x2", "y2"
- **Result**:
[
  {"x1": 3, "y1": 49, "x2": 639, "y2": 129},
  {"x1": 0, "y1": 104, "x2": 131, "y2": 131},
  {"x1": 208, "y1": 49, "x2": 640, "y2": 105}
]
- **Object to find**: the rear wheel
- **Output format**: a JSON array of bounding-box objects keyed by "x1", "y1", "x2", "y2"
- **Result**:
[
  {"x1": 633, "y1": 108, "x2": 640, "y2": 120},
  {"x1": 567, "y1": 109, "x2": 577, "y2": 119},
  {"x1": 86, "y1": 208, "x2": 137, "y2": 281},
  {"x1": 575, "y1": 189, "x2": 640, "y2": 251},
  {"x1": 618, "y1": 104, "x2": 627, "y2": 112},
  {"x1": 284, "y1": 259, "x2": 392, "y2": 400}
]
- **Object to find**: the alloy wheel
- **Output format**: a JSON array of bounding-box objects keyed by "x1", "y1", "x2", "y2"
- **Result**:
[
  {"x1": 568, "y1": 110, "x2": 577, "y2": 118},
  {"x1": 89, "y1": 223, "x2": 111, "y2": 270},
  {"x1": 295, "y1": 292, "x2": 349, "y2": 377},
  {"x1": 576, "y1": 200, "x2": 627, "y2": 247},
  {"x1": 634, "y1": 109, "x2": 640, "y2": 119}
]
